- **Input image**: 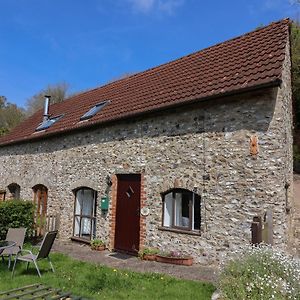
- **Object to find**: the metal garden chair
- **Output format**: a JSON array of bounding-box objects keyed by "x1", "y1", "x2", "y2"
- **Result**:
[
  {"x1": 0, "y1": 227, "x2": 26, "y2": 269},
  {"x1": 12, "y1": 230, "x2": 58, "y2": 278}
]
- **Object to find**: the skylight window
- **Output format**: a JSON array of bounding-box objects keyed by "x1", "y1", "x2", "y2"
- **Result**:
[
  {"x1": 36, "y1": 115, "x2": 63, "y2": 131},
  {"x1": 80, "y1": 101, "x2": 109, "y2": 121}
]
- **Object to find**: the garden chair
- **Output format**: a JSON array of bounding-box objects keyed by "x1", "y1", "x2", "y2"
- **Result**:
[
  {"x1": 0, "y1": 227, "x2": 26, "y2": 269},
  {"x1": 12, "y1": 230, "x2": 58, "y2": 278}
]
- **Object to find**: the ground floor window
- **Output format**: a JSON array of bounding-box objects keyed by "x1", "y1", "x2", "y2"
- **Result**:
[
  {"x1": 162, "y1": 188, "x2": 201, "y2": 231},
  {"x1": 8, "y1": 183, "x2": 20, "y2": 200},
  {"x1": 73, "y1": 187, "x2": 97, "y2": 241}
]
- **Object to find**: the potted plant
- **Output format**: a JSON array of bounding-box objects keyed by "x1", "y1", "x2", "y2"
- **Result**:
[
  {"x1": 156, "y1": 251, "x2": 193, "y2": 266},
  {"x1": 138, "y1": 247, "x2": 159, "y2": 261},
  {"x1": 90, "y1": 239, "x2": 106, "y2": 251}
]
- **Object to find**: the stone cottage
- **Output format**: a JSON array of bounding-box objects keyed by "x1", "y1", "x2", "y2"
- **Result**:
[{"x1": 0, "y1": 19, "x2": 297, "y2": 263}]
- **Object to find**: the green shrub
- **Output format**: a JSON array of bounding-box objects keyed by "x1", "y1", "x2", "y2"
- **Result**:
[
  {"x1": 219, "y1": 244, "x2": 300, "y2": 300},
  {"x1": 0, "y1": 200, "x2": 34, "y2": 239}
]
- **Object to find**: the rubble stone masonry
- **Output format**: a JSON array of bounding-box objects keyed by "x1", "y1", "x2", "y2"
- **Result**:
[{"x1": 0, "y1": 41, "x2": 296, "y2": 264}]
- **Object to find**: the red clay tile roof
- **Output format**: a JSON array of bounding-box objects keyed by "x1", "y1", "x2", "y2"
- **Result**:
[{"x1": 0, "y1": 19, "x2": 290, "y2": 146}]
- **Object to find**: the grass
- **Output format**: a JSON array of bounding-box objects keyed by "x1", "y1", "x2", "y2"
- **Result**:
[{"x1": 0, "y1": 253, "x2": 215, "y2": 299}]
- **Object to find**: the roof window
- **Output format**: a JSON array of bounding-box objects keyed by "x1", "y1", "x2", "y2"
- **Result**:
[
  {"x1": 80, "y1": 101, "x2": 109, "y2": 121},
  {"x1": 35, "y1": 115, "x2": 63, "y2": 131}
]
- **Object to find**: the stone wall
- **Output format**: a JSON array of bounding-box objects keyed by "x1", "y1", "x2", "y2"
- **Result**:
[
  {"x1": 293, "y1": 174, "x2": 300, "y2": 255},
  {"x1": 0, "y1": 41, "x2": 294, "y2": 264}
]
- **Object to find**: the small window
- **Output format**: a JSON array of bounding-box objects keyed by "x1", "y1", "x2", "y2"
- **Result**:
[
  {"x1": 36, "y1": 115, "x2": 63, "y2": 131},
  {"x1": 7, "y1": 183, "x2": 21, "y2": 200},
  {"x1": 73, "y1": 187, "x2": 97, "y2": 241},
  {"x1": 80, "y1": 101, "x2": 108, "y2": 121},
  {"x1": 162, "y1": 188, "x2": 201, "y2": 231}
]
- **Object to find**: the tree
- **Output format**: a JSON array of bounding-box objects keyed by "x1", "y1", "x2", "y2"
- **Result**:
[
  {"x1": 0, "y1": 96, "x2": 25, "y2": 136},
  {"x1": 26, "y1": 82, "x2": 69, "y2": 116}
]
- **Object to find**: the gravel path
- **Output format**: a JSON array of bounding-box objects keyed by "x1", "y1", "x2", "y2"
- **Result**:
[{"x1": 52, "y1": 240, "x2": 218, "y2": 283}]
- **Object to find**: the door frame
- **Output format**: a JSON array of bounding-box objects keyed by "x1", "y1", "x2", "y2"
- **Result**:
[{"x1": 109, "y1": 173, "x2": 146, "y2": 253}]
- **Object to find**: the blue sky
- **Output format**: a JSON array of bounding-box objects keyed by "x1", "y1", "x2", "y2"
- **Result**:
[{"x1": 0, "y1": 0, "x2": 299, "y2": 108}]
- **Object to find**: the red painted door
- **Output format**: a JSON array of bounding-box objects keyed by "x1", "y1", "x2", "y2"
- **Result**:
[{"x1": 115, "y1": 174, "x2": 141, "y2": 254}]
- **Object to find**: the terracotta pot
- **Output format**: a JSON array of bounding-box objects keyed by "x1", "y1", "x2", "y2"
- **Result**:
[
  {"x1": 91, "y1": 245, "x2": 105, "y2": 251},
  {"x1": 142, "y1": 254, "x2": 156, "y2": 261},
  {"x1": 156, "y1": 254, "x2": 193, "y2": 266}
]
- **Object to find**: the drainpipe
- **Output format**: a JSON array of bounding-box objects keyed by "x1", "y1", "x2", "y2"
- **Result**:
[{"x1": 43, "y1": 95, "x2": 51, "y2": 122}]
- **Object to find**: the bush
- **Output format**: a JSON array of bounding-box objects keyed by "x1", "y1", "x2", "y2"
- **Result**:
[
  {"x1": 219, "y1": 244, "x2": 300, "y2": 299},
  {"x1": 0, "y1": 200, "x2": 34, "y2": 239}
]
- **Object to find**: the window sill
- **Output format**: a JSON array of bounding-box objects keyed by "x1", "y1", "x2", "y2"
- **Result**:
[
  {"x1": 70, "y1": 236, "x2": 91, "y2": 244},
  {"x1": 158, "y1": 226, "x2": 201, "y2": 236}
]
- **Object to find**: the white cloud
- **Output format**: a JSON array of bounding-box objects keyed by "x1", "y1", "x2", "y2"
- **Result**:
[
  {"x1": 158, "y1": 0, "x2": 184, "y2": 15},
  {"x1": 128, "y1": 0, "x2": 184, "y2": 14},
  {"x1": 128, "y1": 0, "x2": 156, "y2": 13}
]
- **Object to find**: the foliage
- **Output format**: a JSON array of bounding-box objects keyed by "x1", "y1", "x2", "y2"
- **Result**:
[
  {"x1": 0, "y1": 96, "x2": 25, "y2": 136},
  {"x1": 26, "y1": 82, "x2": 69, "y2": 116},
  {"x1": 158, "y1": 250, "x2": 191, "y2": 258},
  {"x1": 0, "y1": 252, "x2": 215, "y2": 299},
  {"x1": 0, "y1": 200, "x2": 35, "y2": 239},
  {"x1": 90, "y1": 239, "x2": 105, "y2": 249},
  {"x1": 219, "y1": 244, "x2": 300, "y2": 300},
  {"x1": 292, "y1": 21, "x2": 300, "y2": 129},
  {"x1": 138, "y1": 247, "x2": 159, "y2": 258}
]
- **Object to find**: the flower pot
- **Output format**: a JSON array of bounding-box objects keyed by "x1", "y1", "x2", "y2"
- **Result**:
[
  {"x1": 91, "y1": 245, "x2": 105, "y2": 251},
  {"x1": 142, "y1": 254, "x2": 156, "y2": 261},
  {"x1": 156, "y1": 254, "x2": 193, "y2": 266}
]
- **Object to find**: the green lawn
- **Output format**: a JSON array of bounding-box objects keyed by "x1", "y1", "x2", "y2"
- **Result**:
[{"x1": 0, "y1": 253, "x2": 215, "y2": 299}]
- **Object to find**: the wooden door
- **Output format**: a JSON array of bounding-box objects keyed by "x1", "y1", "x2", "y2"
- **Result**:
[
  {"x1": 33, "y1": 185, "x2": 48, "y2": 236},
  {"x1": 115, "y1": 174, "x2": 141, "y2": 254}
]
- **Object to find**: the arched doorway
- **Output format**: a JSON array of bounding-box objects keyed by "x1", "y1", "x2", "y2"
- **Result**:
[{"x1": 32, "y1": 184, "x2": 48, "y2": 236}]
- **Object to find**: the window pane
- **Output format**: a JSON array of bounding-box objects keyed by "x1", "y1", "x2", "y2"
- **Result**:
[
  {"x1": 163, "y1": 192, "x2": 173, "y2": 227},
  {"x1": 74, "y1": 216, "x2": 80, "y2": 236},
  {"x1": 75, "y1": 190, "x2": 83, "y2": 214},
  {"x1": 174, "y1": 192, "x2": 190, "y2": 228},
  {"x1": 82, "y1": 189, "x2": 94, "y2": 216},
  {"x1": 193, "y1": 195, "x2": 201, "y2": 230},
  {"x1": 80, "y1": 217, "x2": 91, "y2": 239},
  {"x1": 36, "y1": 115, "x2": 63, "y2": 131},
  {"x1": 80, "y1": 101, "x2": 108, "y2": 120}
]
